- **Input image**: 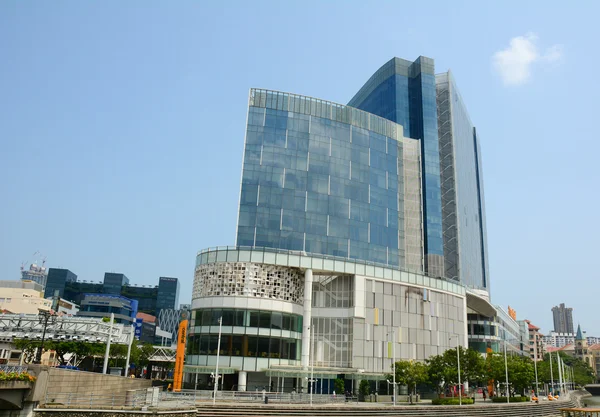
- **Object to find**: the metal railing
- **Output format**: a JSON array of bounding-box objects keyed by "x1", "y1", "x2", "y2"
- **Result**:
[
  {"x1": 0, "y1": 365, "x2": 28, "y2": 374},
  {"x1": 166, "y1": 390, "x2": 352, "y2": 404}
]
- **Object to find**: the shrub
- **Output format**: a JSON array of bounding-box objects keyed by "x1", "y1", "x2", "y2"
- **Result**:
[
  {"x1": 359, "y1": 380, "x2": 371, "y2": 397},
  {"x1": 432, "y1": 397, "x2": 474, "y2": 405},
  {"x1": 0, "y1": 371, "x2": 36, "y2": 382},
  {"x1": 333, "y1": 378, "x2": 345, "y2": 394},
  {"x1": 491, "y1": 396, "x2": 530, "y2": 403}
]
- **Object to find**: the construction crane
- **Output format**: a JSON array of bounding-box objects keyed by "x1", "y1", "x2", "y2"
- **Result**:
[{"x1": 20, "y1": 251, "x2": 46, "y2": 272}]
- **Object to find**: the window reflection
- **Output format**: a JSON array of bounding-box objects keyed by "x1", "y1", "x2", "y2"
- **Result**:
[
  {"x1": 193, "y1": 308, "x2": 302, "y2": 332},
  {"x1": 187, "y1": 333, "x2": 298, "y2": 360}
]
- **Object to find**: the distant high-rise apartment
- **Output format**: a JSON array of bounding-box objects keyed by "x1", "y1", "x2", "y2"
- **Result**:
[
  {"x1": 552, "y1": 303, "x2": 574, "y2": 334},
  {"x1": 21, "y1": 263, "x2": 48, "y2": 288}
]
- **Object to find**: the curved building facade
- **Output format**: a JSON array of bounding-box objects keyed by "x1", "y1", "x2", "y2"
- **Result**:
[
  {"x1": 189, "y1": 246, "x2": 467, "y2": 392},
  {"x1": 237, "y1": 89, "x2": 424, "y2": 271}
]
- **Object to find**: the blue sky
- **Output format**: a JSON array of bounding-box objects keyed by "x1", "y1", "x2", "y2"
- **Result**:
[{"x1": 1, "y1": 1, "x2": 598, "y2": 335}]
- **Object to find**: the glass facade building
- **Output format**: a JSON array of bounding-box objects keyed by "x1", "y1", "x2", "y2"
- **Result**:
[
  {"x1": 348, "y1": 57, "x2": 444, "y2": 278},
  {"x1": 190, "y1": 55, "x2": 492, "y2": 393},
  {"x1": 43, "y1": 269, "x2": 178, "y2": 317},
  {"x1": 435, "y1": 72, "x2": 489, "y2": 291},
  {"x1": 44, "y1": 268, "x2": 77, "y2": 299},
  {"x1": 103, "y1": 272, "x2": 129, "y2": 295},
  {"x1": 156, "y1": 277, "x2": 180, "y2": 314}
]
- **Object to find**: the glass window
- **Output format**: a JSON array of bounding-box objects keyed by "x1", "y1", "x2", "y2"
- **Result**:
[
  {"x1": 249, "y1": 311, "x2": 260, "y2": 327},
  {"x1": 211, "y1": 309, "x2": 222, "y2": 326},
  {"x1": 208, "y1": 335, "x2": 219, "y2": 355},
  {"x1": 201, "y1": 310, "x2": 212, "y2": 326},
  {"x1": 257, "y1": 337, "x2": 270, "y2": 358},
  {"x1": 270, "y1": 338, "x2": 281, "y2": 358},
  {"x1": 259, "y1": 311, "x2": 271, "y2": 328},
  {"x1": 282, "y1": 314, "x2": 291, "y2": 331},
  {"x1": 199, "y1": 335, "x2": 209, "y2": 355},
  {"x1": 232, "y1": 335, "x2": 243, "y2": 356},
  {"x1": 271, "y1": 312, "x2": 282, "y2": 329},
  {"x1": 246, "y1": 336, "x2": 258, "y2": 357},
  {"x1": 234, "y1": 310, "x2": 245, "y2": 327},
  {"x1": 222, "y1": 309, "x2": 234, "y2": 326}
]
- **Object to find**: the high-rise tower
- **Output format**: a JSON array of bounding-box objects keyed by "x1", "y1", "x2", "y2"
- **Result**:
[{"x1": 552, "y1": 303, "x2": 574, "y2": 334}]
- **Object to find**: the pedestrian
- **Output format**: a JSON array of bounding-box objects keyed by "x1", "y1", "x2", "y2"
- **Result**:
[{"x1": 482, "y1": 390, "x2": 486, "y2": 401}]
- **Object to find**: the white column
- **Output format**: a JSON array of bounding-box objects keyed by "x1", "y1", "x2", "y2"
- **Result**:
[
  {"x1": 301, "y1": 268, "x2": 313, "y2": 392},
  {"x1": 102, "y1": 313, "x2": 114, "y2": 374},
  {"x1": 238, "y1": 371, "x2": 247, "y2": 392},
  {"x1": 124, "y1": 324, "x2": 134, "y2": 376}
]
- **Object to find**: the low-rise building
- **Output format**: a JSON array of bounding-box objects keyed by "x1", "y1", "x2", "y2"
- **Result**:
[
  {"x1": 78, "y1": 294, "x2": 138, "y2": 323},
  {"x1": 543, "y1": 331, "x2": 576, "y2": 348},
  {"x1": 0, "y1": 280, "x2": 52, "y2": 314},
  {"x1": 53, "y1": 298, "x2": 80, "y2": 316},
  {"x1": 522, "y1": 319, "x2": 544, "y2": 361}
]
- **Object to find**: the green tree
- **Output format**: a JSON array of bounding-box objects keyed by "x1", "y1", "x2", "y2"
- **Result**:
[
  {"x1": 358, "y1": 380, "x2": 371, "y2": 399},
  {"x1": 426, "y1": 347, "x2": 485, "y2": 394},
  {"x1": 426, "y1": 353, "x2": 455, "y2": 394},
  {"x1": 108, "y1": 343, "x2": 128, "y2": 368},
  {"x1": 508, "y1": 355, "x2": 535, "y2": 395},
  {"x1": 333, "y1": 378, "x2": 345, "y2": 395},
  {"x1": 485, "y1": 352, "x2": 535, "y2": 396},
  {"x1": 390, "y1": 360, "x2": 428, "y2": 401},
  {"x1": 537, "y1": 352, "x2": 595, "y2": 387},
  {"x1": 12, "y1": 339, "x2": 107, "y2": 365}
]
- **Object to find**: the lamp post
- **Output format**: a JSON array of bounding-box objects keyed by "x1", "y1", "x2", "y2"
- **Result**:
[
  {"x1": 387, "y1": 330, "x2": 396, "y2": 406},
  {"x1": 212, "y1": 316, "x2": 223, "y2": 406},
  {"x1": 503, "y1": 340, "x2": 510, "y2": 403},
  {"x1": 34, "y1": 309, "x2": 57, "y2": 364},
  {"x1": 549, "y1": 351, "x2": 554, "y2": 395},
  {"x1": 310, "y1": 323, "x2": 314, "y2": 407},
  {"x1": 533, "y1": 338, "x2": 539, "y2": 397},
  {"x1": 450, "y1": 336, "x2": 462, "y2": 406}
]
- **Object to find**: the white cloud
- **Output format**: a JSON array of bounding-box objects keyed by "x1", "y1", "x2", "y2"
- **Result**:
[{"x1": 492, "y1": 33, "x2": 563, "y2": 86}]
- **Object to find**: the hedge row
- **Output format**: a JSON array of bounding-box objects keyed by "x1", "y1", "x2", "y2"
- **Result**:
[
  {"x1": 491, "y1": 396, "x2": 530, "y2": 403},
  {"x1": 432, "y1": 398, "x2": 474, "y2": 405}
]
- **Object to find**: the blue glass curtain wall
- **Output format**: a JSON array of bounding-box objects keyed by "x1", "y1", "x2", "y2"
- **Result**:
[{"x1": 237, "y1": 91, "x2": 407, "y2": 268}]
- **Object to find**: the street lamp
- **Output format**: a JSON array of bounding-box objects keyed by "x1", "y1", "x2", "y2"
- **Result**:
[
  {"x1": 449, "y1": 336, "x2": 462, "y2": 406},
  {"x1": 213, "y1": 316, "x2": 223, "y2": 406},
  {"x1": 387, "y1": 330, "x2": 396, "y2": 406},
  {"x1": 309, "y1": 323, "x2": 314, "y2": 406},
  {"x1": 503, "y1": 340, "x2": 510, "y2": 403},
  {"x1": 533, "y1": 338, "x2": 539, "y2": 397},
  {"x1": 549, "y1": 351, "x2": 554, "y2": 395},
  {"x1": 34, "y1": 309, "x2": 57, "y2": 364}
]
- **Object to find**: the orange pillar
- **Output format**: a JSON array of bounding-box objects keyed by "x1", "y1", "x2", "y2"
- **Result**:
[{"x1": 173, "y1": 319, "x2": 188, "y2": 392}]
